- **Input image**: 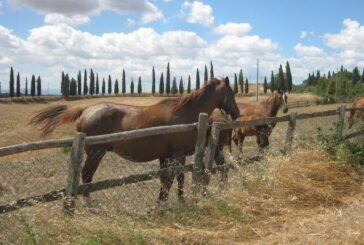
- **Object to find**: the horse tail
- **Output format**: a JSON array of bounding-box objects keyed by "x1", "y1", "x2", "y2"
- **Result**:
[{"x1": 30, "y1": 105, "x2": 84, "y2": 136}]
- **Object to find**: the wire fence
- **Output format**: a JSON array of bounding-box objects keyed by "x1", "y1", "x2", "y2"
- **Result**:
[{"x1": 0, "y1": 104, "x2": 363, "y2": 216}]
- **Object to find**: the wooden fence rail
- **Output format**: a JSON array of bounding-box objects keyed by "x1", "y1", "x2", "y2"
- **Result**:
[
  {"x1": 0, "y1": 123, "x2": 197, "y2": 157},
  {"x1": 1, "y1": 106, "x2": 363, "y2": 215}
]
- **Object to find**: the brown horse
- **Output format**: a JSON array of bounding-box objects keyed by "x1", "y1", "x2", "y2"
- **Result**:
[
  {"x1": 30, "y1": 78, "x2": 240, "y2": 203},
  {"x1": 232, "y1": 114, "x2": 272, "y2": 158},
  {"x1": 238, "y1": 90, "x2": 288, "y2": 117},
  {"x1": 230, "y1": 90, "x2": 288, "y2": 154},
  {"x1": 348, "y1": 98, "x2": 364, "y2": 129}
]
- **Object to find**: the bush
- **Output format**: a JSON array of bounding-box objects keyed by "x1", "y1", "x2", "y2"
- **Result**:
[
  {"x1": 316, "y1": 125, "x2": 364, "y2": 172},
  {"x1": 315, "y1": 96, "x2": 336, "y2": 105}
]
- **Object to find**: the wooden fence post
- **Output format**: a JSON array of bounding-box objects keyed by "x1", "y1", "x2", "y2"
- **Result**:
[
  {"x1": 205, "y1": 122, "x2": 223, "y2": 183},
  {"x1": 283, "y1": 112, "x2": 297, "y2": 154},
  {"x1": 192, "y1": 113, "x2": 209, "y2": 193},
  {"x1": 337, "y1": 105, "x2": 346, "y2": 141},
  {"x1": 63, "y1": 132, "x2": 86, "y2": 214}
]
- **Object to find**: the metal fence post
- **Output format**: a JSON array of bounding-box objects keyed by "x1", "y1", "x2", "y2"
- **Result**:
[
  {"x1": 192, "y1": 113, "x2": 208, "y2": 194},
  {"x1": 63, "y1": 132, "x2": 86, "y2": 214},
  {"x1": 283, "y1": 112, "x2": 297, "y2": 154},
  {"x1": 337, "y1": 105, "x2": 346, "y2": 141}
]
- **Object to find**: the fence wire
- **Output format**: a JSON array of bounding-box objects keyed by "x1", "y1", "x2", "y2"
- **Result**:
[{"x1": 1, "y1": 102, "x2": 363, "y2": 244}]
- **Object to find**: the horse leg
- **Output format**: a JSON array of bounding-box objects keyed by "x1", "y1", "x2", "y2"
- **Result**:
[
  {"x1": 176, "y1": 156, "x2": 186, "y2": 203},
  {"x1": 81, "y1": 148, "x2": 106, "y2": 203},
  {"x1": 237, "y1": 133, "x2": 245, "y2": 160},
  {"x1": 215, "y1": 148, "x2": 228, "y2": 184},
  {"x1": 158, "y1": 157, "x2": 175, "y2": 203}
]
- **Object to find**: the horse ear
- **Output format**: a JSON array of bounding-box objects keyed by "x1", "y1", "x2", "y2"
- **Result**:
[{"x1": 224, "y1": 76, "x2": 230, "y2": 85}]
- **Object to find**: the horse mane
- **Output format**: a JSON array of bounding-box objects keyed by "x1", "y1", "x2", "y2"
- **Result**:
[{"x1": 171, "y1": 78, "x2": 221, "y2": 112}]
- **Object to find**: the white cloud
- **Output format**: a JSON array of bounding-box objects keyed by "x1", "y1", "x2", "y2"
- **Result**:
[
  {"x1": 324, "y1": 18, "x2": 364, "y2": 51},
  {"x1": 214, "y1": 22, "x2": 252, "y2": 36},
  {"x1": 294, "y1": 43, "x2": 325, "y2": 57},
  {"x1": 126, "y1": 18, "x2": 136, "y2": 27},
  {"x1": 44, "y1": 13, "x2": 90, "y2": 26},
  {"x1": 300, "y1": 31, "x2": 307, "y2": 39},
  {"x1": 141, "y1": 1, "x2": 163, "y2": 23},
  {"x1": 8, "y1": 0, "x2": 163, "y2": 24},
  {"x1": 182, "y1": 1, "x2": 214, "y2": 26}
]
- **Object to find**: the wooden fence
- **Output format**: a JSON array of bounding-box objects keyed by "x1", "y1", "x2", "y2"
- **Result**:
[{"x1": 0, "y1": 107, "x2": 364, "y2": 214}]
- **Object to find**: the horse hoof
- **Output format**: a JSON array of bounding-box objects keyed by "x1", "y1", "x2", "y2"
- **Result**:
[{"x1": 82, "y1": 197, "x2": 97, "y2": 208}]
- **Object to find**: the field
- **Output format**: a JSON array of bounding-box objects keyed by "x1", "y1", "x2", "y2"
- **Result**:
[{"x1": 0, "y1": 94, "x2": 363, "y2": 244}]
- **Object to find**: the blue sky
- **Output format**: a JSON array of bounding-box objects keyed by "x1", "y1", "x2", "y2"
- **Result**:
[{"x1": 0, "y1": 0, "x2": 364, "y2": 93}]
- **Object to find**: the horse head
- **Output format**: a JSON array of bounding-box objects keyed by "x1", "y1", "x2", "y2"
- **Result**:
[
  {"x1": 278, "y1": 89, "x2": 288, "y2": 113},
  {"x1": 218, "y1": 77, "x2": 240, "y2": 120}
]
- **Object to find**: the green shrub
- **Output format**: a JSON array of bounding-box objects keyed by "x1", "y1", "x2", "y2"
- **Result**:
[{"x1": 316, "y1": 124, "x2": 364, "y2": 172}]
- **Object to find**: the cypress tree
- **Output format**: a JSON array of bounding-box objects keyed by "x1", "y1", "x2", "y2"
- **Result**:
[
  {"x1": 277, "y1": 64, "x2": 285, "y2": 90},
  {"x1": 285, "y1": 61, "x2": 292, "y2": 93},
  {"x1": 70, "y1": 78, "x2": 77, "y2": 96},
  {"x1": 77, "y1": 70, "x2": 82, "y2": 95},
  {"x1": 159, "y1": 72, "x2": 164, "y2": 95},
  {"x1": 130, "y1": 80, "x2": 134, "y2": 94},
  {"x1": 179, "y1": 77, "x2": 184, "y2": 95},
  {"x1": 83, "y1": 69, "x2": 88, "y2": 95},
  {"x1": 122, "y1": 69, "x2": 126, "y2": 95},
  {"x1": 9, "y1": 67, "x2": 14, "y2": 98},
  {"x1": 102, "y1": 78, "x2": 105, "y2": 95},
  {"x1": 210, "y1": 61, "x2": 214, "y2": 79},
  {"x1": 187, "y1": 75, "x2": 191, "y2": 93},
  {"x1": 61, "y1": 71, "x2": 65, "y2": 96},
  {"x1": 137, "y1": 76, "x2": 142, "y2": 95},
  {"x1": 16, "y1": 72, "x2": 20, "y2": 97},
  {"x1": 340, "y1": 65, "x2": 344, "y2": 73},
  {"x1": 270, "y1": 70, "x2": 275, "y2": 92},
  {"x1": 37, "y1": 76, "x2": 41, "y2": 96},
  {"x1": 96, "y1": 73, "x2": 99, "y2": 95},
  {"x1": 328, "y1": 71, "x2": 332, "y2": 79},
  {"x1": 233, "y1": 73, "x2": 238, "y2": 94},
  {"x1": 25, "y1": 78, "x2": 28, "y2": 96},
  {"x1": 263, "y1": 76, "x2": 268, "y2": 94},
  {"x1": 89, "y1": 69, "x2": 95, "y2": 95},
  {"x1": 352, "y1": 67, "x2": 360, "y2": 84},
  {"x1": 166, "y1": 62, "x2": 171, "y2": 94},
  {"x1": 244, "y1": 77, "x2": 249, "y2": 95},
  {"x1": 31, "y1": 75, "x2": 36, "y2": 97},
  {"x1": 171, "y1": 77, "x2": 178, "y2": 95},
  {"x1": 108, "y1": 75, "x2": 112, "y2": 94},
  {"x1": 204, "y1": 64, "x2": 208, "y2": 85},
  {"x1": 152, "y1": 66, "x2": 156, "y2": 95},
  {"x1": 196, "y1": 68, "x2": 200, "y2": 90},
  {"x1": 64, "y1": 74, "x2": 70, "y2": 97},
  {"x1": 238, "y1": 69, "x2": 244, "y2": 94},
  {"x1": 114, "y1": 79, "x2": 119, "y2": 95},
  {"x1": 361, "y1": 69, "x2": 364, "y2": 83}
]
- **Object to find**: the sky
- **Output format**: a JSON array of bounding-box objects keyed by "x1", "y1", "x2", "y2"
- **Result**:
[{"x1": 0, "y1": 0, "x2": 364, "y2": 94}]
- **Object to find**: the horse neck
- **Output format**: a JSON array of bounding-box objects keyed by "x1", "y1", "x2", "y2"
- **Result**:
[
  {"x1": 178, "y1": 88, "x2": 221, "y2": 120},
  {"x1": 263, "y1": 96, "x2": 280, "y2": 117}
]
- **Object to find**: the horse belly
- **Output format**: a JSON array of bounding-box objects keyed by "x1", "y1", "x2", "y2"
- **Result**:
[{"x1": 112, "y1": 135, "x2": 169, "y2": 162}]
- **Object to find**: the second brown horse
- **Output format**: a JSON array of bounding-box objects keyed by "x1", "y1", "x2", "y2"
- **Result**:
[
  {"x1": 231, "y1": 90, "x2": 288, "y2": 155},
  {"x1": 30, "y1": 78, "x2": 240, "y2": 203}
]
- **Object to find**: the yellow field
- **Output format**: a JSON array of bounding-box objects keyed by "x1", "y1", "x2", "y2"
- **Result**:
[{"x1": 0, "y1": 94, "x2": 363, "y2": 244}]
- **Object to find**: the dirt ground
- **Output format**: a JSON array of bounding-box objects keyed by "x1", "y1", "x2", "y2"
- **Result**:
[{"x1": 0, "y1": 94, "x2": 363, "y2": 244}]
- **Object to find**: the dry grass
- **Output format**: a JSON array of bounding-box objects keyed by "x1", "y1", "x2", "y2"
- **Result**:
[{"x1": 0, "y1": 95, "x2": 363, "y2": 244}]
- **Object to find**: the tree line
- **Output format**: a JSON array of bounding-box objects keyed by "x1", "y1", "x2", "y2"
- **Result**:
[
  {"x1": 7, "y1": 67, "x2": 42, "y2": 97},
  {"x1": 296, "y1": 65, "x2": 364, "y2": 96},
  {"x1": 4, "y1": 61, "x2": 294, "y2": 98},
  {"x1": 61, "y1": 61, "x2": 292, "y2": 97}
]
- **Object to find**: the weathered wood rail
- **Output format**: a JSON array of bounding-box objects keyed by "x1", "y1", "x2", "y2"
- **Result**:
[{"x1": 1, "y1": 106, "x2": 363, "y2": 214}]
